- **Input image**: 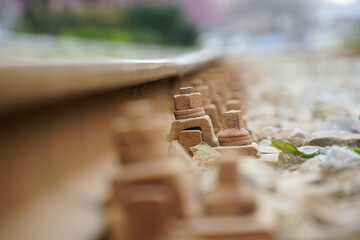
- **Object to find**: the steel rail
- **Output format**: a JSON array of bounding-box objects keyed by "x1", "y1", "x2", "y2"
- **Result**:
[
  {"x1": 0, "y1": 48, "x2": 222, "y2": 240},
  {"x1": 0, "y1": 49, "x2": 221, "y2": 112}
]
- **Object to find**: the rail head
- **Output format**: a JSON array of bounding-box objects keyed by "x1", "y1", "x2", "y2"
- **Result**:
[{"x1": 0, "y1": 50, "x2": 221, "y2": 112}]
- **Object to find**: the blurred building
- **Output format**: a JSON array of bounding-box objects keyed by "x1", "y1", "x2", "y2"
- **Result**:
[
  {"x1": 0, "y1": 0, "x2": 23, "y2": 29},
  {"x1": 225, "y1": 0, "x2": 313, "y2": 36}
]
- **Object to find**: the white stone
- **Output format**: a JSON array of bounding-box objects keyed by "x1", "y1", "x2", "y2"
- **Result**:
[
  {"x1": 257, "y1": 125, "x2": 280, "y2": 140},
  {"x1": 259, "y1": 138, "x2": 272, "y2": 146},
  {"x1": 321, "y1": 146, "x2": 360, "y2": 176},
  {"x1": 309, "y1": 130, "x2": 360, "y2": 147},
  {"x1": 274, "y1": 128, "x2": 306, "y2": 147},
  {"x1": 290, "y1": 128, "x2": 306, "y2": 139},
  {"x1": 323, "y1": 117, "x2": 360, "y2": 133},
  {"x1": 278, "y1": 152, "x2": 305, "y2": 169}
]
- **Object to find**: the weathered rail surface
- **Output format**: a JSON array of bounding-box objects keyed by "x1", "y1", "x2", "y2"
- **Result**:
[{"x1": 0, "y1": 49, "x2": 222, "y2": 240}]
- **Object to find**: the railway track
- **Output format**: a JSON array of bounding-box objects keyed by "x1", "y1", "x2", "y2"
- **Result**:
[
  {"x1": 2, "y1": 45, "x2": 360, "y2": 240},
  {"x1": 0, "y1": 49, "x2": 230, "y2": 240}
]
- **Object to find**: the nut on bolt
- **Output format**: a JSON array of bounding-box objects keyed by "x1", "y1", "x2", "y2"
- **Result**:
[{"x1": 174, "y1": 87, "x2": 203, "y2": 110}]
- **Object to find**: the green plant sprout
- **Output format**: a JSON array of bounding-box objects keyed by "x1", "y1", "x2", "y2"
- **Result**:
[
  {"x1": 272, "y1": 139, "x2": 360, "y2": 158},
  {"x1": 271, "y1": 139, "x2": 319, "y2": 158},
  {"x1": 354, "y1": 147, "x2": 360, "y2": 154}
]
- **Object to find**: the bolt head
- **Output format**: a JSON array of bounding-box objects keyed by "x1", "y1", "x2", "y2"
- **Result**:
[
  {"x1": 222, "y1": 110, "x2": 242, "y2": 129},
  {"x1": 174, "y1": 92, "x2": 203, "y2": 110}
]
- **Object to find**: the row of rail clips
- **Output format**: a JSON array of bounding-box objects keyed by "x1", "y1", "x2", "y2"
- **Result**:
[{"x1": 107, "y1": 64, "x2": 275, "y2": 240}]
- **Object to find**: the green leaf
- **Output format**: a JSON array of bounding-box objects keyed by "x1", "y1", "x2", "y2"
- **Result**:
[
  {"x1": 272, "y1": 139, "x2": 320, "y2": 158},
  {"x1": 272, "y1": 139, "x2": 300, "y2": 155},
  {"x1": 353, "y1": 147, "x2": 360, "y2": 155},
  {"x1": 358, "y1": 115, "x2": 360, "y2": 121}
]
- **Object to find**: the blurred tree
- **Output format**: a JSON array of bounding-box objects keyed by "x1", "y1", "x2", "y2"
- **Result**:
[
  {"x1": 21, "y1": 0, "x2": 51, "y2": 32},
  {"x1": 125, "y1": 4, "x2": 197, "y2": 45},
  {"x1": 16, "y1": 1, "x2": 197, "y2": 46},
  {"x1": 19, "y1": 0, "x2": 125, "y2": 34}
]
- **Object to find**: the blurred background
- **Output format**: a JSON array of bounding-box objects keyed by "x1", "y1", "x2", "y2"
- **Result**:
[{"x1": 0, "y1": 0, "x2": 359, "y2": 60}]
